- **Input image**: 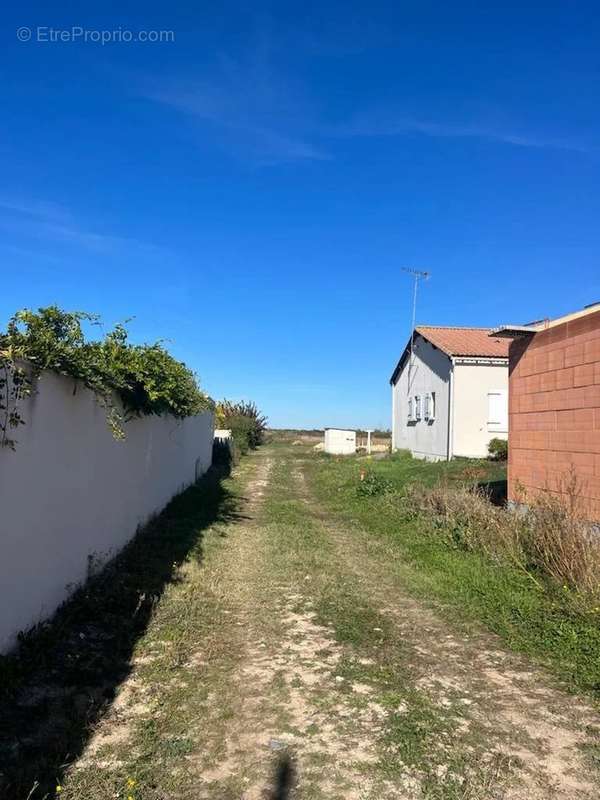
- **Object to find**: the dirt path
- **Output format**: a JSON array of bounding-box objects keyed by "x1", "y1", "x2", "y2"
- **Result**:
[
  {"x1": 294, "y1": 460, "x2": 599, "y2": 799},
  {"x1": 58, "y1": 446, "x2": 600, "y2": 800}
]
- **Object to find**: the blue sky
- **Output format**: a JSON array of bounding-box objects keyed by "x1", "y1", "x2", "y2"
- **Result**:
[{"x1": 2, "y1": 2, "x2": 599, "y2": 429}]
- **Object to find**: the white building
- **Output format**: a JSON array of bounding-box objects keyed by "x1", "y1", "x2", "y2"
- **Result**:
[{"x1": 390, "y1": 326, "x2": 509, "y2": 460}]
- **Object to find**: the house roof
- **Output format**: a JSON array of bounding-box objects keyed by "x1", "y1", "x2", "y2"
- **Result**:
[
  {"x1": 390, "y1": 326, "x2": 509, "y2": 384},
  {"x1": 416, "y1": 326, "x2": 510, "y2": 358}
]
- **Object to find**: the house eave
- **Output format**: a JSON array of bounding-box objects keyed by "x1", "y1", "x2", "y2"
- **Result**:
[{"x1": 491, "y1": 325, "x2": 538, "y2": 339}]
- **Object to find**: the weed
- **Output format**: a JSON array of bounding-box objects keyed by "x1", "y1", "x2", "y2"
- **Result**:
[{"x1": 356, "y1": 470, "x2": 392, "y2": 497}]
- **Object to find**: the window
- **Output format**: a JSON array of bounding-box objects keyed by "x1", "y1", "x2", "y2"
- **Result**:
[
  {"x1": 407, "y1": 397, "x2": 413, "y2": 422},
  {"x1": 415, "y1": 395, "x2": 422, "y2": 420},
  {"x1": 488, "y1": 390, "x2": 508, "y2": 432},
  {"x1": 424, "y1": 392, "x2": 436, "y2": 421}
]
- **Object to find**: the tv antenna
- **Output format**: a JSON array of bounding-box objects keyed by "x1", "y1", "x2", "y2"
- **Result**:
[{"x1": 402, "y1": 267, "x2": 430, "y2": 375}]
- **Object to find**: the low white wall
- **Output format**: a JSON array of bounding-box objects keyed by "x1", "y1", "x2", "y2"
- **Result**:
[{"x1": 0, "y1": 371, "x2": 214, "y2": 653}]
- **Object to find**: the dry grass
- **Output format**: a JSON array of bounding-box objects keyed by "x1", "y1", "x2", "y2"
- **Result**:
[
  {"x1": 402, "y1": 473, "x2": 600, "y2": 602},
  {"x1": 524, "y1": 474, "x2": 600, "y2": 601}
]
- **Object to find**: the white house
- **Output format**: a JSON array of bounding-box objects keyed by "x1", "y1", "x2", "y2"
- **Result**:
[{"x1": 390, "y1": 326, "x2": 509, "y2": 460}]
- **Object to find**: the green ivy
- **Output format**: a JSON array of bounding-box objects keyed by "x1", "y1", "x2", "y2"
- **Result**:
[{"x1": 0, "y1": 306, "x2": 214, "y2": 448}]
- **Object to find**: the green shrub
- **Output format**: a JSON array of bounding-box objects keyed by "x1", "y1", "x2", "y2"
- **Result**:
[
  {"x1": 227, "y1": 414, "x2": 255, "y2": 455},
  {"x1": 356, "y1": 470, "x2": 392, "y2": 497},
  {"x1": 216, "y1": 400, "x2": 267, "y2": 452},
  {"x1": 488, "y1": 437, "x2": 508, "y2": 461}
]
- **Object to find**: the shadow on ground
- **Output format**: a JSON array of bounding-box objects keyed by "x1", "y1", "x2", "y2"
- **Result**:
[
  {"x1": 0, "y1": 456, "x2": 248, "y2": 799},
  {"x1": 477, "y1": 477, "x2": 508, "y2": 507},
  {"x1": 269, "y1": 753, "x2": 296, "y2": 800}
]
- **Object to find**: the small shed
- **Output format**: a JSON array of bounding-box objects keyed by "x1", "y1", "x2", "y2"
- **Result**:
[{"x1": 324, "y1": 428, "x2": 356, "y2": 455}]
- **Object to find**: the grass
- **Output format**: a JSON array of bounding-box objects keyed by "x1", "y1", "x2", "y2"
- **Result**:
[{"x1": 307, "y1": 449, "x2": 600, "y2": 700}]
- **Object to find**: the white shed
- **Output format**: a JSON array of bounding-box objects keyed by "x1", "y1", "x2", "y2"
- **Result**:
[{"x1": 324, "y1": 428, "x2": 356, "y2": 455}]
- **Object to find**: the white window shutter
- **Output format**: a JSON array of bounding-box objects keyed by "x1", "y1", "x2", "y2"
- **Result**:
[{"x1": 488, "y1": 390, "x2": 508, "y2": 431}]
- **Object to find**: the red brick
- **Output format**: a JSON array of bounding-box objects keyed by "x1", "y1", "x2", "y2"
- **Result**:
[
  {"x1": 565, "y1": 342, "x2": 585, "y2": 367},
  {"x1": 550, "y1": 430, "x2": 587, "y2": 452},
  {"x1": 520, "y1": 360, "x2": 537, "y2": 378},
  {"x1": 555, "y1": 408, "x2": 594, "y2": 431},
  {"x1": 536, "y1": 325, "x2": 568, "y2": 348},
  {"x1": 586, "y1": 476, "x2": 600, "y2": 500},
  {"x1": 567, "y1": 310, "x2": 600, "y2": 338},
  {"x1": 539, "y1": 371, "x2": 556, "y2": 392},
  {"x1": 555, "y1": 367, "x2": 574, "y2": 390},
  {"x1": 533, "y1": 392, "x2": 551, "y2": 411},
  {"x1": 546, "y1": 450, "x2": 574, "y2": 470},
  {"x1": 570, "y1": 453, "x2": 596, "y2": 475},
  {"x1": 584, "y1": 385, "x2": 600, "y2": 408},
  {"x1": 532, "y1": 411, "x2": 557, "y2": 431},
  {"x1": 518, "y1": 394, "x2": 533, "y2": 413},
  {"x1": 524, "y1": 374, "x2": 541, "y2": 393},
  {"x1": 547, "y1": 348, "x2": 565, "y2": 370},
  {"x1": 595, "y1": 363, "x2": 600, "y2": 385},
  {"x1": 533, "y1": 351, "x2": 549, "y2": 374},
  {"x1": 584, "y1": 338, "x2": 600, "y2": 364},
  {"x1": 512, "y1": 376, "x2": 526, "y2": 394},
  {"x1": 573, "y1": 363, "x2": 595, "y2": 387}
]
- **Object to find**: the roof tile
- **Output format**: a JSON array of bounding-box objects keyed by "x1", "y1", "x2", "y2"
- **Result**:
[{"x1": 416, "y1": 326, "x2": 509, "y2": 358}]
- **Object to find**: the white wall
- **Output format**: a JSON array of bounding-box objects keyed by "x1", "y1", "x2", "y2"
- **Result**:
[
  {"x1": 392, "y1": 338, "x2": 451, "y2": 460},
  {"x1": 0, "y1": 371, "x2": 214, "y2": 653},
  {"x1": 452, "y1": 361, "x2": 508, "y2": 457}
]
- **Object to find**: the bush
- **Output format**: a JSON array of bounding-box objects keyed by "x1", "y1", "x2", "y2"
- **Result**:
[
  {"x1": 356, "y1": 470, "x2": 392, "y2": 497},
  {"x1": 227, "y1": 414, "x2": 255, "y2": 455},
  {"x1": 215, "y1": 400, "x2": 268, "y2": 453},
  {"x1": 488, "y1": 437, "x2": 508, "y2": 461}
]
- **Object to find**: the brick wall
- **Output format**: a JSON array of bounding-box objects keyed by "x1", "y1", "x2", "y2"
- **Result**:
[{"x1": 508, "y1": 308, "x2": 600, "y2": 519}]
